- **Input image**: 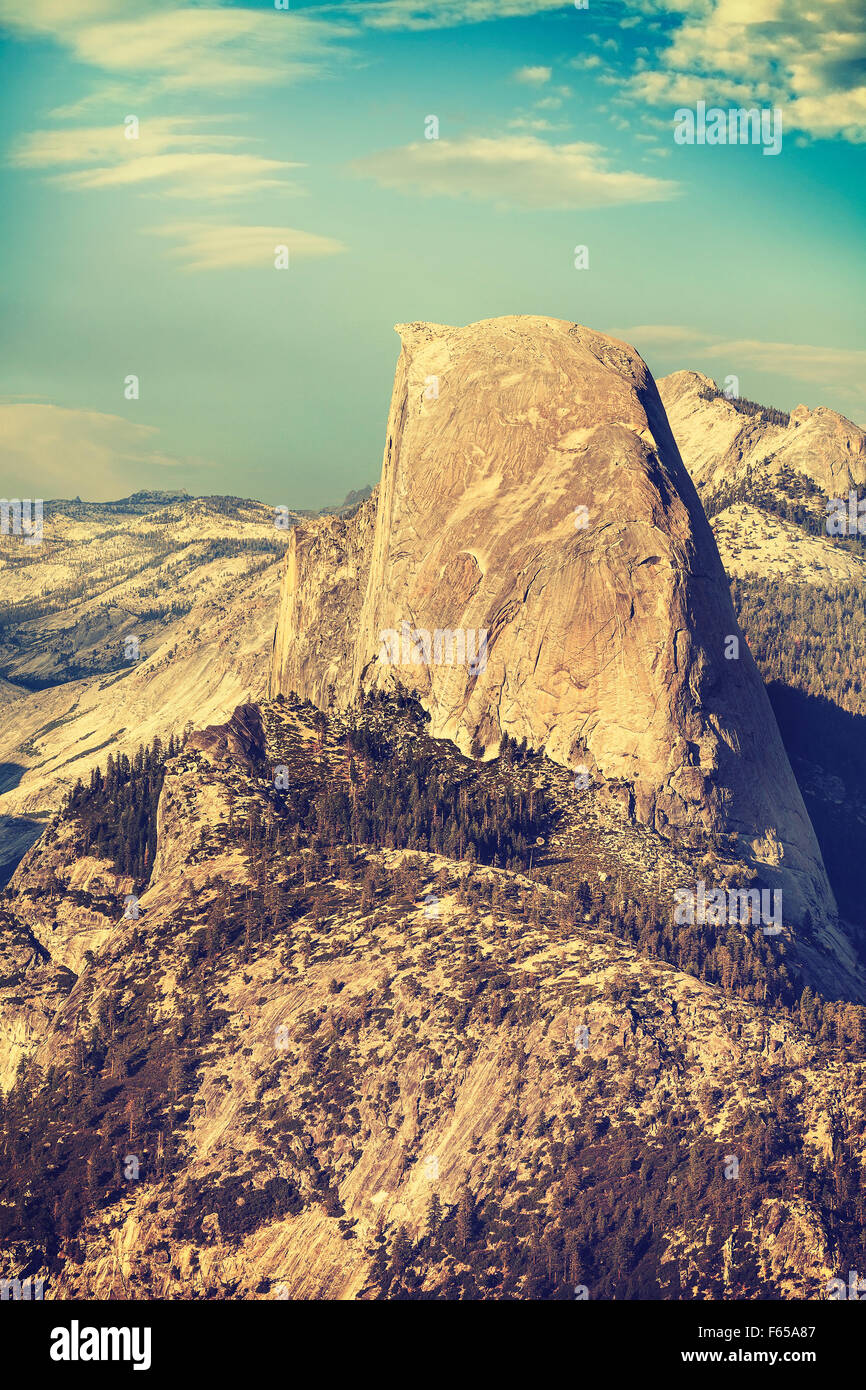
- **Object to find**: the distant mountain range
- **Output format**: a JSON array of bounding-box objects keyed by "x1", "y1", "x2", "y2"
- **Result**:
[{"x1": 40, "y1": 486, "x2": 374, "y2": 521}]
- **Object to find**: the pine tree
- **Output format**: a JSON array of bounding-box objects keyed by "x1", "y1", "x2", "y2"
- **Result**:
[
  {"x1": 456, "y1": 1185, "x2": 475, "y2": 1252},
  {"x1": 425, "y1": 1192, "x2": 443, "y2": 1240}
]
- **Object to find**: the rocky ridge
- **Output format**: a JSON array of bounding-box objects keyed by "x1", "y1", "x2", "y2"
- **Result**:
[
  {"x1": 658, "y1": 371, "x2": 866, "y2": 501},
  {"x1": 2, "y1": 696, "x2": 866, "y2": 1300}
]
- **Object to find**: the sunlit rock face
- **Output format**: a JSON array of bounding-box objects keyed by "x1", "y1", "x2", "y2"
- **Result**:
[
  {"x1": 270, "y1": 315, "x2": 837, "y2": 933},
  {"x1": 268, "y1": 497, "x2": 378, "y2": 711},
  {"x1": 658, "y1": 369, "x2": 866, "y2": 501}
]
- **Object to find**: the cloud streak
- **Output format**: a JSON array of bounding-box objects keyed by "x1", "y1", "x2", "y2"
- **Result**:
[
  {"x1": 617, "y1": 323, "x2": 866, "y2": 415},
  {"x1": 149, "y1": 222, "x2": 347, "y2": 271},
  {"x1": 0, "y1": 2, "x2": 351, "y2": 91},
  {"x1": 0, "y1": 402, "x2": 198, "y2": 498},
  {"x1": 10, "y1": 119, "x2": 305, "y2": 200},
  {"x1": 333, "y1": 0, "x2": 570, "y2": 32},
  {"x1": 351, "y1": 134, "x2": 679, "y2": 209}
]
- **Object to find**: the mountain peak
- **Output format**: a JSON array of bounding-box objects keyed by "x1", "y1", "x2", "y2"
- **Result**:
[{"x1": 271, "y1": 315, "x2": 838, "y2": 939}]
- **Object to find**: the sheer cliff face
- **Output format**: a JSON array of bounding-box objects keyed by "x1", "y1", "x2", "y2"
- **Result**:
[
  {"x1": 268, "y1": 496, "x2": 377, "y2": 709},
  {"x1": 270, "y1": 315, "x2": 836, "y2": 929}
]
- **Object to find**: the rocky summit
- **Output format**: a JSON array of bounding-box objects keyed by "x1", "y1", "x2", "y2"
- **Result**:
[{"x1": 270, "y1": 317, "x2": 837, "y2": 943}]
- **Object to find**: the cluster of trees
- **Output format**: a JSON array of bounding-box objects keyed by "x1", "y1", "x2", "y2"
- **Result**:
[
  {"x1": 565, "y1": 875, "x2": 797, "y2": 1008},
  {"x1": 705, "y1": 460, "x2": 825, "y2": 526},
  {"x1": 0, "y1": 991, "x2": 191, "y2": 1267},
  {"x1": 731, "y1": 576, "x2": 866, "y2": 921},
  {"x1": 367, "y1": 1111, "x2": 866, "y2": 1299},
  {"x1": 269, "y1": 728, "x2": 552, "y2": 872},
  {"x1": 732, "y1": 577, "x2": 866, "y2": 716},
  {"x1": 706, "y1": 460, "x2": 864, "y2": 555},
  {"x1": 162, "y1": 536, "x2": 286, "y2": 561},
  {"x1": 697, "y1": 383, "x2": 790, "y2": 428},
  {"x1": 177, "y1": 1175, "x2": 303, "y2": 1241},
  {"x1": 63, "y1": 735, "x2": 179, "y2": 881}
]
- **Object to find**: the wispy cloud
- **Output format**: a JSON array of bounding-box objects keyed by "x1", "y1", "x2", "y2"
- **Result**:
[
  {"x1": 617, "y1": 324, "x2": 866, "y2": 414},
  {"x1": 351, "y1": 134, "x2": 679, "y2": 210},
  {"x1": 616, "y1": 324, "x2": 710, "y2": 347},
  {"x1": 10, "y1": 118, "x2": 240, "y2": 166},
  {"x1": 149, "y1": 222, "x2": 347, "y2": 271},
  {"x1": 0, "y1": 401, "x2": 198, "y2": 498},
  {"x1": 63, "y1": 153, "x2": 300, "y2": 199},
  {"x1": 10, "y1": 120, "x2": 304, "y2": 198},
  {"x1": 507, "y1": 116, "x2": 565, "y2": 133},
  {"x1": 333, "y1": 0, "x2": 570, "y2": 32},
  {"x1": 709, "y1": 338, "x2": 866, "y2": 398},
  {"x1": 0, "y1": 2, "x2": 351, "y2": 91},
  {"x1": 0, "y1": 0, "x2": 136, "y2": 35}
]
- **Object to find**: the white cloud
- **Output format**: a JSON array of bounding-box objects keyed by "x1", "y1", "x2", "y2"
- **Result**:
[
  {"x1": 514, "y1": 65, "x2": 551, "y2": 85},
  {"x1": 58, "y1": 152, "x2": 301, "y2": 198},
  {"x1": 616, "y1": 324, "x2": 866, "y2": 413},
  {"x1": 10, "y1": 119, "x2": 305, "y2": 200},
  {"x1": 0, "y1": 402, "x2": 197, "y2": 498},
  {"x1": 0, "y1": 3, "x2": 351, "y2": 91},
  {"x1": 623, "y1": 0, "x2": 866, "y2": 142},
  {"x1": 707, "y1": 338, "x2": 866, "y2": 399},
  {"x1": 149, "y1": 222, "x2": 346, "y2": 271},
  {"x1": 351, "y1": 134, "x2": 679, "y2": 210},
  {"x1": 10, "y1": 118, "x2": 239, "y2": 166},
  {"x1": 508, "y1": 116, "x2": 565, "y2": 132},
  {"x1": 337, "y1": 0, "x2": 570, "y2": 32},
  {"x1": 0, "y1": 0, "x2": 137, "y2": 35}
]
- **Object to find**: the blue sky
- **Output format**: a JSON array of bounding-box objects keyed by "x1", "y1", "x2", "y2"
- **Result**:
[{"x1": 0, "y1": 0, "x2": 864, "y2": 506}]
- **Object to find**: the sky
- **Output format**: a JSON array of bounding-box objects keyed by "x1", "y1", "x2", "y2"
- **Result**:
[{"x1": 0, "y1": 0, "x2": 864, "y2": 508}]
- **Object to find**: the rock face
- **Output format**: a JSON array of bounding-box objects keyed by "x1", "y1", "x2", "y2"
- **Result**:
[
  {"x1": 0, "y1": 500, "x2": 290, "y2": 886},
  {"x1": 658, "y1": 370, "x2": 866, "y2": 500},
  {"x1": 268, "y1": 496, "x2": 378, "y2": 709},
  {"x1": 269, "y1": 316, "x2": 837, "y2": 932},
  {"x1": 186, "y1": 703, "x2": 267, "y2": 767},
  {"x1": 709, "y1": 502, "x2": 866, "y2": 586}
]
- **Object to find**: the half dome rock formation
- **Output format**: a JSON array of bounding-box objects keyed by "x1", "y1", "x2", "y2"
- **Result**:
[{"x1": 270, "y1": 315, "x2": 838, "y2": 934}]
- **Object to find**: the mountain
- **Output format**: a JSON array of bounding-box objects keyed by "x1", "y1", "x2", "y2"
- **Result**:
[
  {"x1": 656, "y1": 370, "x2": 866, "y2": 947},
  {"x1": 0, "y1": 485, "x2": 386, "y2": 888},
  {"x1": 41, "y1": 490, "x2": 193, "y2": 518},
  {"x1": 3, "y1": 691, "x2": 866, "y2": 1300},
  {"x1": 0, "y1": 494, "x2": 295, "y2": 688},
  {"x1": 658, "y1": 371, "x2": 866, "y2": 503},
  {"x1": 658, "y1": 372, "x2": 866, "y2": 587},
  {"x1": 3, "y1": 319, "x2": 866, "y2": 1304},
  {"x1": 270, "y1": 317, "x2": 843, "y2": 959},
  {"x1": 317, "y1": 486, "x2": 374, "y2": 517}
]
